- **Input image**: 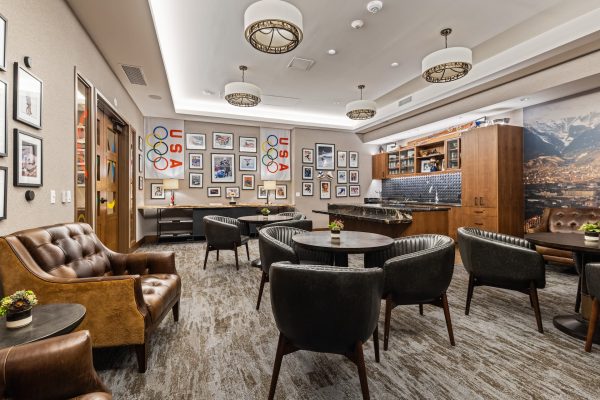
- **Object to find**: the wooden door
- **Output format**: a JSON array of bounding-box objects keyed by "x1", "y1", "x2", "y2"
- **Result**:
[
  {"x1": 476, "y1": 127, "x2": 498, "y2": 208},
  {"x1": 96, "y1": 107, "x2": 119, "y2": 251},
  {"x1": 460, "y1": 130, "x2": 479, "y2": 207},
  {"x1": 372, "y1": 153, "x2": 387, "y2": 179}
]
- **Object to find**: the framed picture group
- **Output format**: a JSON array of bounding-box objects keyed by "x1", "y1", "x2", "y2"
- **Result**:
[{"x1": 301, "y1": 143, "x2": 360, "y2": 199}]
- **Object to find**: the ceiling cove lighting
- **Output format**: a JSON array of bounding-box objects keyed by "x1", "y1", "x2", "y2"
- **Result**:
[
  {"x1": 422, "y1": 28, "x2": 472, "y2": 83},
  {"x1": 244, "y1": 0, "x2": 303, "y2": 55},
  {"x1": 346, "y1": 85, "x2": 377, "y2": 120},
  {"x1": 224, "y1": 66, "x2": 262, "y2": 107}
]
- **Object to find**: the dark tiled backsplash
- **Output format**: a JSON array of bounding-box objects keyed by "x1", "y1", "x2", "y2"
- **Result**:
[{"x1": 382, "y1": 172, "x2": 461, "y2": 204}]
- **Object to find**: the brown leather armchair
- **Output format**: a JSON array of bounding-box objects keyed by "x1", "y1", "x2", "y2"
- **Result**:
[
  {"x1": 0, "y1": 223, "x2": 181, "y2": 372},
  {"x1": 0, "y1": 330, "x2": 111, "y2": 399},
  {"x1": 526, "y1": 207, "x2": 600, "y2": 266}
]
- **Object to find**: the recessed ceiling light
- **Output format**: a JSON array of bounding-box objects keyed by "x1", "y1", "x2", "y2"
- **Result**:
[
  {"x1": 328, "y1": 49, "x2": 337, "y2": 55},
  {"x1": 520, "y1": 97, "x2": 529, "y2": 102},
  {"x1": 390, "y1": 62, "x2": 399, "y2": 68},
  {"x1": 203, "y1": 89, "x2": 215, "y2": 96},
  {"x1": 351, "y1": 20, "x2": 364, "y2": 30},
  {"x1": 148, "y1": 94, "x2": 162, "y2": 100}
]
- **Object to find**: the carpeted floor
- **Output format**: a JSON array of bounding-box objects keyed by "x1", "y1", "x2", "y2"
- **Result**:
[{"x1": 95, "y1": 240, "x2": 600, "y2": 399}]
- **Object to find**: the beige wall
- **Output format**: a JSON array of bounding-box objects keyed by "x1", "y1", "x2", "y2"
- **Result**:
[{"x1": 0, "y1": 0, "x2": 144, "y2": 236}]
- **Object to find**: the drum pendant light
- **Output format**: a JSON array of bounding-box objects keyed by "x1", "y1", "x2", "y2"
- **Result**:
[
  {"x1": 422, "y1": 28, "x2": 472, "y2": 83},
  {"x1": 346, "y1": 85, "x2": 377, "y2": 120},
  {"x1": 244, "y1": 0, "x2": 303, "y2": 54},
  {"x1": 224, "y1": 66, "x2": 262, "y2": 107}
]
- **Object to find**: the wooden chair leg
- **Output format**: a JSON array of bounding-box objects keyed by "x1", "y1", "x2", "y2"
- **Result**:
[
  {"x1": 256, "y1": 271, "x2": 267, "y2": 311},
  {"x1": 575, "y1": 276, "x2": 582, "y2": 313},
  {"x1": 203, "y1": 247, "x2": 210, "y2": 270},
  {"x1": 441, "y1": 293, "x2": 455, "y2": 346},
  {"x1": 373, "y1": 326, "x2": 380, "y2": 363},
  {"x1": 465, "y1": 274, "x2": 475, "y2": 316},
  {"x1": 354, "y1": 341, "x2": 370, "y2": 400},
  {"x1": 529, "y1": 282, "x2": 544, "y2": 334},
  {"x1": 234, "y1": 246, "x2": 239, "y2": 271},
  {"x1": 384, "y1": 295, "x2": 392, "y2": 351},
  {"x1": 268, "y1": 333, "x2": 286, "y2": 400},
  {"x1": 419, "y1": 304, "x2": 424, "y2": 315},
  {"x1": 135, "y1": 343, "x2": 147, "y2": 373},
  {"x1": 245, "y1": 242, "x2": 250, "y2": 260},
  {"x1": 585, "y1": 298, "x2": 599, "y2": 352},
  {"x1": 172, "y1": 301, "x2": 180, "y2": 322}
]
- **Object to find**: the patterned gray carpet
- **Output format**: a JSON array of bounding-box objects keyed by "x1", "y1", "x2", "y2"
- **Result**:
[{"x1": 95, "y1": 240, "x2": 600, "y2": 399}]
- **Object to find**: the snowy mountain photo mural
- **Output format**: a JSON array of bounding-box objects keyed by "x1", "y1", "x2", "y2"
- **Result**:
[{"x1": 524, "y1": 90, "x2": 600, "y2": 219}]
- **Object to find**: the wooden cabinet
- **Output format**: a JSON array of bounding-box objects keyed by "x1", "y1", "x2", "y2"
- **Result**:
[
  {"x1": 460, "y1": 125, "x2": 523, "y2": 236},
  {"x1": 372, "y1": 153, "x2": 387, "y2": 179}
]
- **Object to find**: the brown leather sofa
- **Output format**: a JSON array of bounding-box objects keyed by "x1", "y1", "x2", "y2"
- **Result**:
[
  {"x1": 0, "y1": 330, "x2": 111, "y2": 399},
  {"x1": 526, "y1": 207, "x2": 600, "y2": 266},
  {"x1": 0, "y1": 223, "x2": 181, "y2": 372}
]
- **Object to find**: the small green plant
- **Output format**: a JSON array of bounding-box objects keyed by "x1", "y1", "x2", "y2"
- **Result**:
[
  {"x1": 0, "y1": 290, "x2": 38, "y2": 317},
  {"x1": 260, "y1": 208, "x2": 271, "y2": 216},
  {"x1": 580, "y1": 222, "x2": 600, "y2": 233},
  {"x1": 328, "y1": 219, "x2": 345, "y2": 232}
]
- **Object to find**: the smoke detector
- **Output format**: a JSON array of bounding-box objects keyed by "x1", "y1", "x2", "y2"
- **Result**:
[
  {"x1": 367, "y1": 1, "x2": 383, "y2": 14},
  {"x1": 351, "y1": 19, "x2": 364, "y2": 30}
]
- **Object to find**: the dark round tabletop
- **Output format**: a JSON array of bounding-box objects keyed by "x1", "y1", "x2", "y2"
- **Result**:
[
  {"x1": 0, "y1": 303, "x2": 86, "y2": 349},
  {"x1": 238, "y1": 215, "x2": 294, "y2": 225},
  {"x1": 525, "y1": 232, "x2": 600, "y2": 254},
  {"x1": 292, "y1": 231, "x2": 394, "y2": 254}
]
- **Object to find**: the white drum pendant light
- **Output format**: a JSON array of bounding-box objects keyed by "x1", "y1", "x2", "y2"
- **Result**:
[
  {"x1": 224, "y1": 66, "x2": 262, "y2": 107},
  {"x1": 244, "y1": 0, "x2": 303, "y2": 54},
  {"x1": 422, "y1": 28, "x2": 472, "y2": 83},
  {"x1": 346, "y1": 85, "x2": 377, "y2": 120}
]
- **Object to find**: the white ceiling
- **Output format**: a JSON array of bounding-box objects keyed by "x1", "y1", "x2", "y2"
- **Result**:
[{"x1": 67, "y1": 0, "x2": 600, "y2": 135}]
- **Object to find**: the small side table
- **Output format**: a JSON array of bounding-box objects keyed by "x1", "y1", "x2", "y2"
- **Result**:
[{"x1": 0, "y1": 303, "x2": 86, "y2": 349}]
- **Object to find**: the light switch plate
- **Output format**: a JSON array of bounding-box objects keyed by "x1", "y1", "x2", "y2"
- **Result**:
[
  {"x1": 50, "y1": 190, "x2": 56, "y2": 204},
  {"x1": 61, "y1": 191, "x2": 67, "y2": 203},
  {"x1": 66, "y1": 190, "x2": 72, "y2": 203},
  {"x1": 296, "y1": 192, "x2": 300, "y2": 197}
]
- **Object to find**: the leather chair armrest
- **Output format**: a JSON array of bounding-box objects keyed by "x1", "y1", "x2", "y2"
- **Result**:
[
  {"x1": 0, "y1": 331, "x2": 110, "y2": 400},
  {"x1": 109, "y1": 251, "x2": 177, "y2": 275},
  {"x1": 586, "y1": 263, "x2": 600, "y2": 298},
  {"x1": 259, "y1": 231, "x2": 299, "y2": 271}
]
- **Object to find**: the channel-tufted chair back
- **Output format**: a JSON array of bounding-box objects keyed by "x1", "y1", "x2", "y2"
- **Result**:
[
  {"x1": 259, "y1": 226, "x2": 304, "y2": 273},
  {"x1": 263, "y1": 219, "x2": 313, "y2": 231},
  {"x1": 277, "y1": 212, "x2": 306, "y2": 220}
]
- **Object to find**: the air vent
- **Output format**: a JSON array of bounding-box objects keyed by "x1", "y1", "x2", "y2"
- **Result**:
[
  {"x1": 287, "y1": 57, "x2": 315, "y2": 71},
  {"x1": 262, "y1": 95, "x2": 300, "y2": 107},
  {"x1": 120, "y1": 64, "x2": 147, "y2": 85},
  {"x1": 398, "y1": 96, "x2": 412, "y2": 107}
]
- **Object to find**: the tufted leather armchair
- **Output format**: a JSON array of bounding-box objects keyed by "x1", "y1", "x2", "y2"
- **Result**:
[
  {"x1": 256, "y1": 225, "x2": 330, "y2": 310},
  {"x1": 585, "y1": 263, "x2": 600, "y2": 352},
  {"x1": 458, "y1": 227, "x2": 546, "y2": 333},
  {"x1": 262, "y1": 218, "x2": 313, "y2": 231},
  {"x1": 0, "y1": 330, "x2": 111, "y2": 399},
  {"x1": 526, "y1": 207, "x2": 600, "y2": 266},
  {"x1": 203, "y1": 215, "x2": 250, "y2": 270},
  {"x1": 364, "y1": 235, "x2": 456, "y2": 349},
  {"x1": 267, "y1": 262, "x2": 383, "y2": 400},
  {"x1": 0, "y1": 223, "x2": 181, "y2": 373},
  {"x1": 276, "y1": 211, "x2": 306, "y2": 220}
]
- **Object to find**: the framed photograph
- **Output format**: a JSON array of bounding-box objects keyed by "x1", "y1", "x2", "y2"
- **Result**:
[
  {"x1": 138, "y1": 176, "x2": 143, "y2": 191},
  {"x1": 239, "y1": 136, "x2": 257, "y2": 153},
  {"x1": 189, "y1": 153, "x2": 203, "y2": 169},
  {"x1": 76, "y1": 171, "x2": 85, "y2": 187},
  {"x1": 14, "y1": 129, "x2": 42, "y2": 187},
  {"x1": 138, "y1": 135, "x2": 143, "y2": 152},
  {"x1": 275, "y1": 184, "x2": 287, "y2": 199},
  {"x1": 0, "y1": 80, "x2": 6, "y2": 156},
  {"x1": 0, "y1": 15, "x2": 5, "y2": 71},
  {"x1": 186, "y1": 133, "x2": 206, "y2": 150},
  {"x1": 225, "y1": 186, "x2": 240, "y2": 198},
  {"x1": 242, "y1": 174, "x2": 255, "y2": 190},
  {"x1": 302, "y1": 181, "x2": 313, "y2": 196},
  {"x1": 349, "y1": 170, "x2": 359, "y2": 183},
  {"x1": 138, "y1": 154, "x2": 143, "y2": 174},
  {"x1": 302, "y1": 165, "x2": 313, "y2": 180},
  {"x1": 189, "y1": 172, "x2": 203, "y2": 188},
  {"x1": 316, "y1": 143, "x2": 335, "y2": 170},
  {"x1": 337, "y1": 170, "x2": 347, "y2": 184},
  {"x1": 320, "y1": 181, "x2": 331, "y2": 199},
  {"x1": 207, "y1": 187, "x2": 221, "y2": 197},
  {"x1": 151, "y1": 183, "x2": 165, "y2": 199},
  {"x1": 239, "y1": 155, "x2": 257, "y2": 171},
  {"x1": 211, "y1": 153, "x2": 235, "y2": 183},
  {"x1": 337, "y1": 151, "x2": 347, "y2": 168},
  {"x1": 421, "y1": 160, "x2": 434, "y2": 173},
  {"x1": 349, "y1": 151, "x2": 359, "y2": 168},
  {"x1": 302, "y1": 148, "x2": 314, "y2": 164},
  {"x1": 257, "y1": 185, "x2": 267, "y2": 199},
  {"x1": 336, "y1": 185, "x2": 348, "y2": 197},
  {"x1": 0, "y1": 167, "x2": 6, "y2": 220},
  {"x1": 213, "y1": 132, "x2": 233, "y2": 150},
  {"x1": 14, "y1": 63, "x2": 43, "y2": 129},
  {"x1": 349, "y1": 185, "x2": 361, "y2": 197}
]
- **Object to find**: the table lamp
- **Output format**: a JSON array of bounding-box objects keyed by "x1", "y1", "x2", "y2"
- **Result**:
[
  {"x1": 163, "y1": 179, "x2": 179, "y2": 206},
  {"x1": 264, "y1": 180, "x2": 277, "y2": 205}
]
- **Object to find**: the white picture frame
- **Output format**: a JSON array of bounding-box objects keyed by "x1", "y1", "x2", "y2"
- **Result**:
[
  {"x1": 186, "y1": 133, "x2": 206, "y2": 150},
  {"x1": 213, "y1": 132, "x2": 233, "y2": 150},
  {"x1": 239, "y1": 136, "x2": 257, "y2": 153}
]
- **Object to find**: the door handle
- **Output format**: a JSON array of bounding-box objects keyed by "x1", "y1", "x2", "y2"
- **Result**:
[
  {"x1": 99, "y1": 197, "x2": 107, "y2": 204},
  {"x1": 474, "y1": 210, "x2": 484, "y2": 214},
  {"x1": 474, "y1": 222, "x2": 484, "y2": 226},
  {"x1": 474, "y1": 197, "x2": 478, "y2": 206},
  {"x1": 480, "y1": 197, "x2": 484, "y2": 206}
]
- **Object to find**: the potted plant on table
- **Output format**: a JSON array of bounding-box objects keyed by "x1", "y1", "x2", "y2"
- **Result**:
[
  {"x1": 580, "y1": 222, "x2": 600, "y2": 242},
  {"x1": 0, "y1": 290, "x2": 38, "y2": 329},
  {"x1": 328, "y1": 219, "x2": 344, "y2": 241},
  {"x1": 260, "y1": 207, "x2": 271, "y2": 219}
]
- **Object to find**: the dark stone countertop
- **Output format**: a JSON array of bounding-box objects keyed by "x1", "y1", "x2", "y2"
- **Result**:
[{"x1": 313, "y1": 209, "x2": 411, "y2": 225}]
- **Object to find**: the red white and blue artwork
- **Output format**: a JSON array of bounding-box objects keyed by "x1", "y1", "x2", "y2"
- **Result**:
[
  {"x1": 144, "y1": 118, "x2": 184, "y2": 179},
  {"x1": 260, "y1": 128, "x2": 291, "y2": 181}
]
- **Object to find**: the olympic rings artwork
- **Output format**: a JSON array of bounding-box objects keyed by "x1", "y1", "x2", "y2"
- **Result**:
[
  {"x1": 259, "y1": 128, "x2": 291, "y2": 181},
  {"x1": 144, "y1": 119, "x2": 185, "y2": 179}
]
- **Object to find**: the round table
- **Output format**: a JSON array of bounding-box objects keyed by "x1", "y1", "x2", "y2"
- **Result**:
[
  {"x1": 526, "y1": 232, "x2": 600, "y2": 344},
  {"x1": 293, "y1": 231, "x2": 394, "y2": 267},
  {"x1": 239, "y1": 214, "x2": 295, "y2": 268},
  {"x1": 0, "y1": 303, "x2": 86, "y2": 349}
]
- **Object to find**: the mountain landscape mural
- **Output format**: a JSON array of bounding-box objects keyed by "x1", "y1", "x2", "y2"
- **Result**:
[{"x1": 523, "y1": 90, "x2": 600, "y2": 219}]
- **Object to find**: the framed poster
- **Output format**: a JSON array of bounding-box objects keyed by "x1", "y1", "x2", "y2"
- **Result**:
[
  {"x1": 0, "y1": 15, "x2": 5, "y2": 71},
  {"x1": 316, "y1": 143, "x2": 335, "y2": 170},
  {"x1": 0, "y1": 80, "x2": 6, "y2": 156},
  {"x1": 320, "y1": 181, "x2": 331, "y2": 199},
  {"x1": 225, "y1": 186, "x2": 240, "y2": 198},
  {"x1": 349, "y1": 185, "x2": 360, "y2": 197},
  {"x1": 213, "y1": 132, "x2": 233, "y2": 150},
  {"x1": 186, "y1": 133, "x2": 206, "y2": 150},
  {"x1": 14, "y1": 63, "x2": 42, "y2": 129},
  {"x1": 257, "y1": 185, "x2": 267, "y2": 199},
  {"x1": 145, "y1": 118, "x2": 184, "y2": 179},
  {"x1": 189, "y1": 172, "x2": 203, "y2": 188},
  {"x1": 337, "y1": 151, "x2": 347, "y2": 168},
  {"x1": 239, "y1": 155, "x2": 257, "y2": 171},
  {"x1": 14, "y1": 129, "x2": 42, "y2": 187},
  {"x1": 302, "y1": 148, "x2": 313, "y2": 164},
  {"x1": 275, "y1": 184, "x2": 287, "y2": 199},
  {"x1": 0, "y1": 166, "x2": 6, "y2": 220},
  {"x1": 349, "y1": 170, "x2": 359, "y2": 183},
  {"x1": 302, "y1": 181, "x2": 313, "y2": 196},
  {"x1": 239, "y1": 136, "x2": 257, "y2": 153},
  {"x1": 137, "y1": 135, "x2": 143, "y2": 152},
  {"x1": 349, "y1": 151, "x2": 359, "y2": 168},
  {"x1": 211, "y1": 153, "x2": 235, "y2": 183},
  {"x1": 302, "y1": 165, "x2": 313, "y2": 180},
  {"x1": 189, "y1": 153, "x2": 203, "y2": 169},
  {"x1": 151, "y1": 183, "x2": 165, "y2": 199},
  {"x1": 138, "y1": 176, "x2": 143, "y2": 190},
  {"x1": 260, "y1": 127, "x2": 291, "y2": 181},
  {"x1": 207, "y1": 187, "x2": 221, "y2": 197},
  {"x1": 336, "y1": 185, "x2": 348, "y2": 197},
  {"x1": 242, "y1": 174, "x2": 255, "y2": 190},
  {"x1": 337, "y1": 170, "x2": 347, "y2": 184},
  {"x1": 138, "y1": 154, "x2": 143, "y2": 174}
]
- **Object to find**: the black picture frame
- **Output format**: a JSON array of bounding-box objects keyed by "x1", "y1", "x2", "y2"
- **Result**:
[
  {"x1": 138, "y1": 135, "x2": 143, "y2": 152},
  {"x1": 349, "y1": 151, "x2": 359, "y2": 168},
  {"x1": 186, "y1": 133, "x2": 206, "y2": 150},
  {"x1": 336, "y1": 185, "x2": 348, "y2": 197},
  {"x1": 0, "y1": 79, "x2": 7, "y2": 156},
  {"x1": 320, "y1": 181, "x2": 331, "y2": 199},
  {"x1": 225, "y1": 186, "x2": 240, "y2": 198},
  {"x1": 349, "y1": 170, "x2": 359, "y2": 183},
  {"x1": 0, "y1": 166, "x2": 7, "y2": 220},
  {"x1": 242, "y1": 174, "x2": 255, "y2": 190},
  {"x1": 211, "y1": 153, "x2": 235, "y2": 183},
  {"x1": 337, "y1": 151, "x2": 347, "y2": 168},
  {"x1": 349, "y1": 185, "x2": 361, "y2": 197},
  {"x1": 213, "y1": 132, "x2": 234, "y2": 150},
  {"x1": 302, "y1": 181, "x2": 313, "y2": 196},
  {"x1": 13, "y1": 129, "x2": 43, "y2": 187},
  {"x1": 138, "y1": 154, "x2": 143, "y2": 174},
  {"x1": 302, "y1": 165, "x2": 313, "y2": 180},
  {"x1": 0, "y1": 14, "x2": 6, "y2": 72},
  {"x1": 188, "y1": 153, "x2": 203, "y2": 170},
  {"x1": 257, "y1": 185, "x2": 267, "y2": 199},
  {"x1": 138, "y1": 176, "x2": 143, "y2": 191},
  {"x1": 239, "y1": 136, "x2": 257, "y2": 153},
  {"x1": 207, "y1": 187, "x2": 221, "y2": 197},
  {"x1": 302, "y1": 148, "x2": 314, "y2": 164},
  {"x1": 189, "y1": 172, "x2": 203, "y2": 188},
  {"x1": 239, "y1": 155, "x2": 257, "y2": 171},
  {"x1": 13, "y1": 63, "x2": 43, "y2": 129},
  {"x1": 337, "y1": 170, "x2": 347, "y2": 184},
  {"x1": 150, "y1": 183, "x2": 165, "y2": 199},
  {"x1": 275, "y1": 184, "x2": 287, "y2": 199},
  {"x1": 315, "y1": 143, "x2": 335, "y2": 170}
]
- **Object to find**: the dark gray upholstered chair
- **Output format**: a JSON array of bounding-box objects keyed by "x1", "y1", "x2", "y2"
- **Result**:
[
  {"x1": 585, "y1": 263, "x2": 600, "y2": 352},
  {"x1": 263, "y1": 218, "x2": 313, "y2": 231},
  {"x1": 277, "y1": 211, "x2": 306, "y2": 220},
  {"x1": 202, "y1": 215, "x2": 250, "y2": 270},
  {"x1": 256, "y1": 225, "x2": 329, "y2": 310},
  {"x1": 365, "y1": 234, "x2": 456, "y2": 349},
  {"x1": 457, "y1": 227, "x2": 546, "y2": 333},
  {"x1": 268, "y1": 262, "x2": 384, "y2": 400}
]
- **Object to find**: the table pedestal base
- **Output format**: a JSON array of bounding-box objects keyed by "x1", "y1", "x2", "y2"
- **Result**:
[{"x1": 553, "y1": 314, "x2": 600, "y2": 344}]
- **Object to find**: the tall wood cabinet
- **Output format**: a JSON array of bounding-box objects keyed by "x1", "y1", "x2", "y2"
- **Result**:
[
  {"x1": 372, "y1": 153, "x2": 387, "y2": 179},
  {"x1": 460, "y1": 125, "x2": 524, "y2": 236}
]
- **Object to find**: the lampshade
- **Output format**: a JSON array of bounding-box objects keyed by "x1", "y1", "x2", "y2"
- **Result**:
[
  {"x1": 346, "y1": 85, "x2": 376, "y2": 120},
  {"x1": 422, "y1": 28, "x2": 472, "y2": 83},
  {"x1": 244, "y1": 0, "x2": 303, "y2": 54},
  {"x1": 264, "y1": 180, "x2": 277, "y2": 190},
  {"x1": 163, "y1": 179, "x2": 179, "y2": 190},
  {"x1": 225, "y1": 65, "x2": 262, "y2": 107}
]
